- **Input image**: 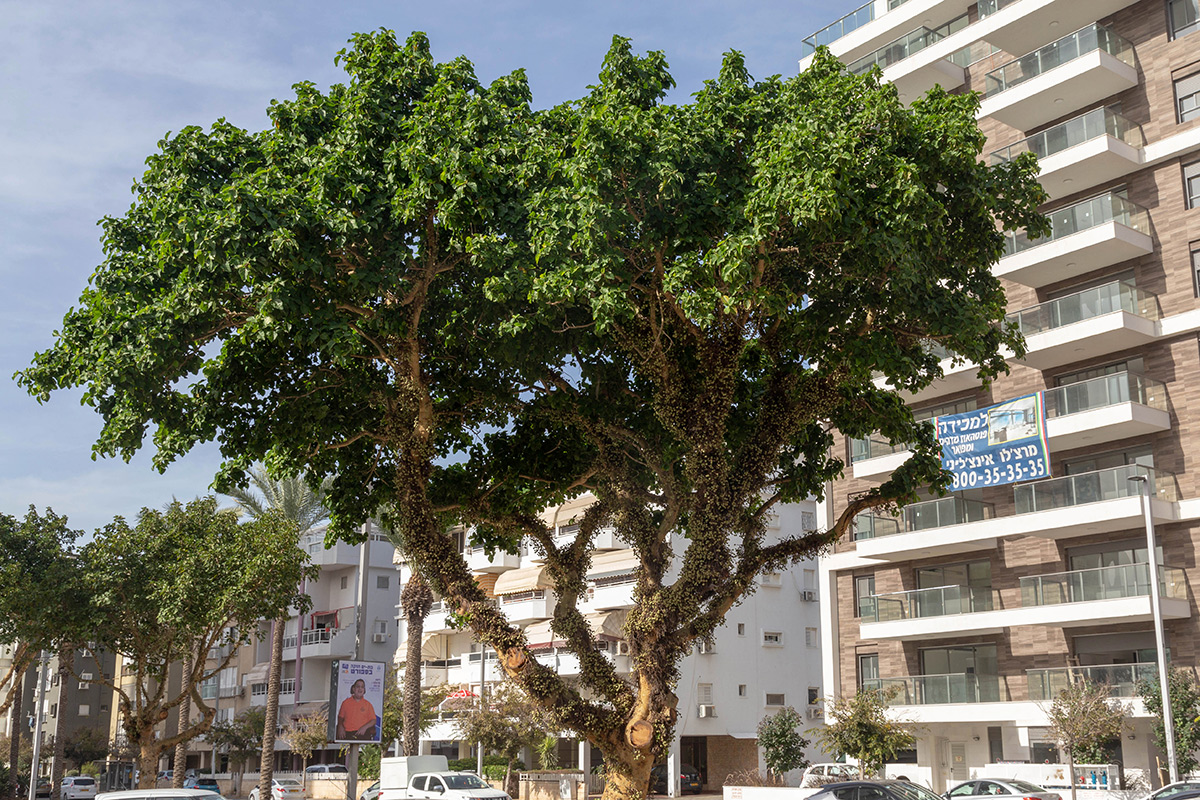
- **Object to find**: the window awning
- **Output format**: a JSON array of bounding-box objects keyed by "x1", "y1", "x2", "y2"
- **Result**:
[
  {"x1": 493, "y1": 565, "x2": 554, "y2": 596},
  {"x1": 421, "y1": 632, "x2": 446, "y2": 661},
  {"x1": 243, "y1": 662, "x2": 271, "y2": 684},
  {"x1": 522, "y1": 611, "x2": 626, "y2": 649},
  {"x1": 588, "y1": 549, "x2": 639, "y2": 580},
  {"x1": 538, "y1": 493, "x2": 598, "y2": 529}
]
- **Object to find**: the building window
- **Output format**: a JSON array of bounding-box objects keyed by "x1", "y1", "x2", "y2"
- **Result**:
[
  {"x1": 762, "y1": 631, "x2": 783, "y2": 647},
  {"x1": 78, "y1": 704, "x2": 90, "y2": 716},
  {"x1": 739, "y1": 684, "x2": 747, "y2": 697},
  {"x1": 858, "y1": 654, "x2": 880, "y2": 689},
  {"x1": 1177, "y1": 72, "x2": 1200, "y2": 121},
  {"x1": 805, "y1": 628, "x2": 819, "y2": 648},
  {"x1": 1187, "y1": 161, "x2": 1200, "y2": 208},
  {"x1": 376, "y1": 575, "x2": 390, "y2": 589},
  {"x1": 808, "y1": 687, "x2": 820, "y2": 705},
  {"x1": 737, "y1": 623, "x2": 745, "y2": 637},
  {"x1": 1170, "y1": 0, "x2": 1200, "y2": 38},
  {"x1": 854, "y1": 574, "x2": 876, "y2": 618},
  {"x1": 765, "y1": 693, "x2": 786, "y2": 707},
  {"x1": 1193, "y1": 248, "x2": 1200, "y2": 296},
  {"x1": 340, "y1": 576, "x2": 348, "y2": 590}
]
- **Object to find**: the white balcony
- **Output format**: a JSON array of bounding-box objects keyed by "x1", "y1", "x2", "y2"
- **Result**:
[
  {"x1": 422, "y1": 602, "x2": 454, "y2": 634},
  {"x1": 801, "y1": 0, "x2": 976, "y2": 66},
  {"x1": 979, "y1": 25, "x2": 1137, "y2": 132},
  {"x1": 980, "y1": 0, "x2": 1141, "y2": 61},
  {"x1": 1019, "y1": 562, "x2": 1190, "y2": 627},
  {"x1": 534, "y1": 648, "x2": 632, "y2": 677},
  {"x1": 498, "y1": 591, "x2": 556, "y2": 625},
  {"x1": 298, "y1": 625, "x2": 356, "y2": 660},
  {"x1": 447, "y1": 652, "x2": 503, "y2": 685},
  {"x1": 853, "y1": 446, "x2": 913, "y2": 481},
  {"x1": 463, "y1": 546, "x2": 520, "y2": 573},
  {"x1": 588, "y1": 579, "x2": 635, "y2": 611},
  {"x1": 995, "y1": 193, "x2": 1152, "y2": 289}
]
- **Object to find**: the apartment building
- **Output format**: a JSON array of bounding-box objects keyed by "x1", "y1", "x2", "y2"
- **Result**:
[
  {"x1": 398, "y1": 495, "x2": 825, "y2": 791},
  {"x1": 126, "y1": 526, "x2": 400, "y2": 774},
  {"x1": 802, "y1": 0, "x2": 1200, "y2": 790}
]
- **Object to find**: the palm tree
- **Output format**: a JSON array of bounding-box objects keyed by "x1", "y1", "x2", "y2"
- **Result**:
[{"x1": 224, "y1": 469, "x2": 329, "y2": 799}]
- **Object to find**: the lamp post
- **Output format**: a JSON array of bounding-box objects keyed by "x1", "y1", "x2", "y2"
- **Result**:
[
  {"x1": 27, "y1": 651, "x2": 50, "y2": 800},
  {"x1": 1130, "y1": 473, "x2": 1178, "y2": 784}
]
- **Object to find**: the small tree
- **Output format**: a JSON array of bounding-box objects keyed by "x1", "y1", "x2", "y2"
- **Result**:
[
  {"x1": 61, "y1": 728, "x2": 109, "y2": 772},
  {"x1": 757, "y1": 707, "x2": 811, "y2": 785},
  {"x1": 455, "y1": 683, "x2": 551, "y2": 796},
  {"x1": 1045, "y1": 682, "x2": 1125, "y2": 800},
  {"x1": 819, "y1": 690, "x2": 916, "y2": 779},
  {"x1": 280, "y1": 712, "x2": 329, "y2": 791},
  {"x1": 206, "y1": 708, "x2": 266, "y2": 795},
  {"x1": 1139, "y1": 668, "x2": 1200, "y2": 778}
]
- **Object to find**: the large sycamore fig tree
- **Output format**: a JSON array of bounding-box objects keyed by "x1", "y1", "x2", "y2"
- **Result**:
[{"x1": 19, "y1": 29, "x2": 1047, "y2": 799}]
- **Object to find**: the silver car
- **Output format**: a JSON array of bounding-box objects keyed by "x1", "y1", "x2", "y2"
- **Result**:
[{"x1": 946, "y1": 779, "x2": 1061, "y2": 800}]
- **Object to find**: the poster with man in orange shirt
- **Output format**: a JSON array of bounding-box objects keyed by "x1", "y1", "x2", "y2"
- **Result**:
[{"x1": 329, "y1": 659, "x2": 384, "y2": 743}]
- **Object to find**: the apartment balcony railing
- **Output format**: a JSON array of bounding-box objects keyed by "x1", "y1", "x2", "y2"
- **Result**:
[
  {"x1": 854, "y1": 496, "x2": 994, "y2": 540},
  {"x1": 851, "y1": 436, "x2": 909, "y2": 463},
  {"x1": 984, "y1": 24, "x2": 1134, "y2": 97},
  {"x1": 1007, "y1": 281, "x2": 1159, "y2": 336},
  {"x1": 301, "y1": 628, "x2": 334, "y2": 646},
  {"x1": 847, "y1": 27, "x2": 945, "y2": 75},
  {"x1": 860, "y1": 584, "x2": 994, "y2": 623},
  {"x1": 1027, "y1": 663, "x2": 1157, "y2": 702},
  {"x1": 989, "y1": 108, "x2": 1142, "y2": 165},
  {"x1": 977, "y1": 0, "x2": 1019, "y2": 17},
  {"x1": 1020, "y1": 562, "x2": 1186, "y2": 607},
  {"x1": 1015, "y1": 464, "x2": 1177, "y2": 514},
  {"x1": 866, "y1": 673, "x2": 1005, "y2": 704},
  {"x1": 1002, "y1": 193, "x2": 1149, "y2": 257},
  {"x1": 802, "y1": 0, "x2": 879, "y2": 55},
  {"x1": 1043, "y1": 372, "x2": 1166, "y2": 420}
]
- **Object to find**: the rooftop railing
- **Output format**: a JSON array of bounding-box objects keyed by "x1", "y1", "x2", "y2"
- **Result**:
[
  {"x1": 866, "y1": 673, "x2": 1005, "y2": 704},
  {"x1": 802, "y1": 0, "x2": 877, "y2": 55},
  {"x1": 1006, "y1": 280, "x2": 1159, "y2": 335},
  {"x1": 1014, "y1": 464, "x2": 1177, "y2": 513},
  {"x1": 985, "y1": 24, "x2": 1134, "y2": 97},
  {"x1": 861, "y1": 584, "x2": 994, "y2": 623},
  {"x1": 1002, "y1": 192, "x2": 1149, "y2": 256},
  {"x1": 1020, "y1": 562, "x2": 1186, "y2": 606},
  {"x1": 1027, "y1": 663, "x2": 1156, "y2": 701},
  {"x1": 989, "y1": 107, "x2": 1143, "y2": 165},
  {"x1": 1043, "y1": 372, "x2": 1167, "y2": 420}
]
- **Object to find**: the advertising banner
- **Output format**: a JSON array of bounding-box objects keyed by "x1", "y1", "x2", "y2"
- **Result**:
[
  {"x1": 935, "y1": 392, "x2": 1049, "y2": 490},
  {"x1": 328, "y1": 659, "x2": 385, "y2": 743}
]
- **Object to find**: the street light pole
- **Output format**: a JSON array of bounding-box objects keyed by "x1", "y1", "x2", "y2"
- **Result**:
[
  {"x1": 1131, "y1": 473, "x2": 1178, "y2": 784},
  {"x1": 27, "y1": 651, "x2": 50, "y2": 800}
]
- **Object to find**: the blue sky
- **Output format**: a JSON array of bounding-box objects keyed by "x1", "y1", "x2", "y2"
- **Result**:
[{"x1": 0, "y1": 0, "x2": 832, "y2": 533}]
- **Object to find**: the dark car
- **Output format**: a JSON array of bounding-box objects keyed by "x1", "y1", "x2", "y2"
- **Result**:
[
  {"x1": 649, "y1": 764, "x2": 703, "y2": 795},
  {"x1": 182, "y1": 778, "x2": 220, "y2": 794},
  {"x1": 811, "y1": 780, "x2": 946, "y2": 800}
]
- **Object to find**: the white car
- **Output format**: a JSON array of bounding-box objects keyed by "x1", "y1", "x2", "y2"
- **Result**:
[
  {"x1": 62, "y1": 777, "x2": 98, "y2": 800},
  {"x1": 248, "y1": 779, "x2": 305, "y2": 800},
  {"x1": 801, "y1": 764, "x2": 860, "y2": 788},
  {"x1": 98, "y1": 791, "x2": 222, "y2": 800}
]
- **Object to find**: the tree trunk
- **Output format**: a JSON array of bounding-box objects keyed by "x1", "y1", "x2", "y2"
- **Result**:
[
  {"x1": 259, "y1": 619, "x2": 285, "y2": 800},
  {"x1": 138, "y1": 734, "x2": 159, "y2": 790},
  {"x1": 50, "y1": 649, "x2": 73, "y2": 800},
  {"x1": 400, "y1": 573, "x2": 432, "y2": 756},
  {"x1": 173, "y1": 651, "x2": 194, "y2": 789},
  {"x1": 1067, "y1": 750, "x2": 1076, "y2": 800},
  {"x1": 600, "y1": 760, "x2": 653, "y2": 800},
  {"x1": 7, "y1": 668, "x2": 22, "y2": 800}
]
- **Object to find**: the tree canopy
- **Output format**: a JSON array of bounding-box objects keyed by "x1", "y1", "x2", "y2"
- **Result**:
[
  {"x1": 818, "y1": 690, "x2": 917, "y2": 780},
  {"x1": 19, "y1": 28, "x2": 1047, "y2": 800}
]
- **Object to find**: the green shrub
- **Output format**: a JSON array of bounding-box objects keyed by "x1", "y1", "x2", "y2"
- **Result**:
[{"x1": 448, "y1": 756, "x2": 524, "y2": 772}]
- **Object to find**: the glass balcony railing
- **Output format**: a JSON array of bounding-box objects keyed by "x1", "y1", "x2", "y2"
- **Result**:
[
  {"x1": 985, "y1": 24, "x2": 1135, "y2": 97},
  {"x1": 802, "y1": 0, "x2": 876, "y2": 55},
  {"x1": 1015, "y1": 464, "x2": 1178, "y2": 514},
  {"x1": 1027, "y1": 663, "x2": 1158, "y2": 701},
  {"x1": 1044, "y1": 372, "x2": 1167, "y2": 419},
  {"x1": 1021, "y1": 562, "x2": 1186, "y2": 607},
  {"x1": 851, "y1": 436, "x2": 910, "y2": 463},
  {"x1": 861, "y1": 584, "x2": 994, "y2": 623},
  {"x1": 1006, "y1": 281, "x2": 1159, "y2": 335},
  {"x1": 866, "y1": 673, "x2": 1004, "y2": 704},
  {"x1": 989, "y1": 107, "x2": 1143, "y2": 165},
  {"x1": 847, "y1": 27, "x2": 945, "y2": 74},
  {"x1": 1002, "y1": 192, "x2": 1149, "y2": 256},
  {"x1": 856, "y1": 496, "x2": 995, "y2": 541},
  {"x1": 977, "y1": 0, "x2": 1019, "y2": 18},
  {"x1": 853, "y1": 512, "x2": 903, "y2": 541}
]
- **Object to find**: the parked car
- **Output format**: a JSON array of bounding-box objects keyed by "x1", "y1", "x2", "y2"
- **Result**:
[
  {"x1": 802, "y1": 764, "x2": 861, "y2": 788},
  {"x1": 810, "y1": 780, "x2": 946, "y2": 800},
  {"x1": 156, "y1": 772, "x2": 173, "y2": 786},
  {"x1": 98, "y1": 791, "x2": 221, "y2": 800},
  {"x1": 35, "y1": 778, "x2": 51, "y2": 799},
  {"x1": 1141, "y1": 783, "x2": 1200, "y2": 800},
  {"x1": 182, "y1": 778, "x2": 220, "y2": 794},
  {"x1": 360, "y1": 781, "x2": 380, "y2": 800},
  {"x1": 946, "y1": 779, "x2": 1061, "y2": 800},
  {"x1": 649, "y1": 764, "x2": 702, "y2": 795},
  {"x1": 62, "y1": 776, "x2": 98, "y2": 800},
  {"x1": 306, "y1": 765, "x2": 349, "y2": 775},
  {"x1": 249, "y1": 779, "x2": 305, "y2": 800}
]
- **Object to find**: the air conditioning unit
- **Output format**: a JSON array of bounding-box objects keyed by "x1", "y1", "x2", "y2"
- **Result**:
[
  {"x1": 697, "y1": 641, "x2": 716, "y2": 655},
  {"x1": 698, "y1": 704, "x2": 717, "y2": 718},
  {"x1": 616, "y1": 641, "x2": 631, "y2": 656},
  {"x1": 801, "y1": 590, "x2": 817, "y2": 602},
  {"x1": 372, "y1": 633, "x2": 387, "y2": 643},
  {"x1": 808, "y1": 707, "x2": 824, "y2": 720}
]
